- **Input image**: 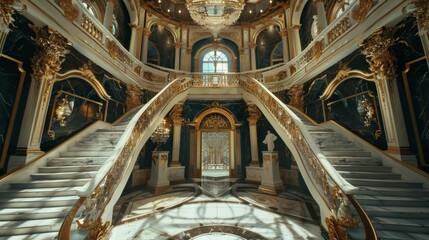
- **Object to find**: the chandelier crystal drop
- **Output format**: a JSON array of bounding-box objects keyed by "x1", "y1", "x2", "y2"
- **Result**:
[
  {"x1": 150, "y1": 119, "x2": 170, "y2": 150},
  {"x1": 186, "y1": 0, "x2": 245, "y2": 38}
]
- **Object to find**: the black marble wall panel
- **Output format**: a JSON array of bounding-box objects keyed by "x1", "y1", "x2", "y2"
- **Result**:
[
  {"x1": 148, "y1": 25, "x2": 175, "y2": 69},
  {"x1": 256, "y1": 25, "x2": 283, "y2": 69}
]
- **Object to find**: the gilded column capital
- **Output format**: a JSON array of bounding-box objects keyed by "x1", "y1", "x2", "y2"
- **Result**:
[
  {"x1": 290, "y1": 24, "x2": 301, "y2": 31},
  {"x1": 248, "y1": 42, "x2": 256, "y2": 49},
  {"x1": 169, "y1": 104, "x2": 184, "y2": 125},
  {"x1": 280, "y1": 29, "x2": 288, "y2": 37},
  {"x1": 143, "y1": 28, "x2": 152, "y2": 37},
  {"x1": 126, "y1": 84, "x2": 143, "y2": 111},
  {"x1": 239, "y1": 48, "x2": 245, "y2": 55},
  {"x1": 247, "y1": 104, "x2": 261, "y2": 124},
  {"x1": 403, "y1": 0, "x2": 429, "y2": 32},
  {"x1": 287, "y1": 84, "x2": 304, "y2": 112}
]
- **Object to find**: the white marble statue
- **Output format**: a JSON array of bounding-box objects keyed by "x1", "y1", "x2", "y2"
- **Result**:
[{"x1": 262, "y1": 130, "x2": 277, "y2": 152}]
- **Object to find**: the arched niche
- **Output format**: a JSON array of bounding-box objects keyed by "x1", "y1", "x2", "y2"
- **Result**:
[
  {"x1": 255, "y1": 25, "x2": 283, "y2": 69},
  {"x1": 191, "y1": 38, "x2": 240, "y2": 72},
  {"x1": 148, "y1": 24, "x2": 176, "y2": 69}
]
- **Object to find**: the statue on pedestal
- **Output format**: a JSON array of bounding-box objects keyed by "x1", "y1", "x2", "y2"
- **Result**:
[{"x1": 263, "y1": 130, "x2": 277, "y2": 152}]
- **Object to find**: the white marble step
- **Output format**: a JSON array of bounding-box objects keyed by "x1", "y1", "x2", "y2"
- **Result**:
[
  {"x1": 307, "y1": 128, "x2": 335, "y2": 132},
  {"x1": 377, "y1": 230, "x2": 429, "y2": 240},
  {"x1": 96, "y1": 128, "x2": 125, "y2": 133},
  {"x1": 338, "y1": 171, "x2": 401, "y2": 180},
  {"x1": 320, "y1": 146, "x2": 362, "y2": 151},
  {"x1": 31, "y1": 171, "x2": 97, "y2": 180},
  {"x1": 9, "y1": 179, "x2": 91, "y2": 188},
  {"x1": 74, "y1": 141, "x2": 117, "y2": 147},
  {"x1": 364, "y1": 205, "x2": 429, "y2": 218},
  {"x1": 310, "y1": 132, "x2": 345, "y2": 139},
  {"x1": 0, "y1": 206, "x2": 71, "y2": 220},
  {"x1": 0, "y1": 195, "x2": 78, "y2": 208},
  {"x1": 372, "y1": 217, "x2": 429, "y2": 234},
  {"x1": 47, "y1": 157, "x2": 108, "y2": 166},
  {"x1": 322, "y1": 150, "x2": 371, "y2": 157},
  {"x1": 68, "y1": 145, "x2": 115, "y2": 152},
  {"x1": 356, "y1": 195, "x2": 428, "y2": 207},
  {"x1": 0, "y1": 218, "x2": 64, "y2": 236},
  {"x1": 356, "y1": 186, "x2": 429, "y2": 197},
  {"x1": 0, "y1": 186, "x2": 81, "y2": 198},
  {"x1": 326, "y1": 156, "x2": 382, "y2": 166},
  {"x1": 316, "y1": 141, "x2": 354, "y2": 148},
  {"x1": 39, "y1": 165, "x2": 101, "y2": 173},
  {"x1": 346, "y1": 179, "x2": 423, "y2": 188},
  {"x1": 0, "y1": 231, "x2": 58, "y2": 240},
  {"x1": 333, "y1": 165, "x2": 392, "y2": 173},
  {"x1": 60, "y1": 151, "x2": 112, "y2": 157}
]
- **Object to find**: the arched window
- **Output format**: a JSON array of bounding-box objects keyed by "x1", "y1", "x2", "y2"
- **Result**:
[
  {"x1": 202, "y1": 51, "x2": 229, "y2": 73},
  {"x1": 82, "y1": 1, "x2": 99, "y2": 18}
]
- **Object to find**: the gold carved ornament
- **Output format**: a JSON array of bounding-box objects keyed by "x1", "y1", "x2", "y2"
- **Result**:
[
  {"x1": 201, "y1": 114, "x2": 231, "y2": 129},
  {"x1": 288, "y1": 84, "x2": 304, "y2": 111},
  {"x1": 360, "y1": 27, "x2": 398, "y2": 100},
  {"x1": 59, "y1": 0, "x2": 78, "y2": 21},
  {"x1": 30, "y1": 26, "x2": 70, "y2": 110},
  {"x1": 403, "y1": 0, "x2": 429, "y2": 32},
  {"x1": 326, "y1": 215, "x2": 350, "y2": 240},
  {"x1": 169, "y1": 104, "x2": 184, "y2": 124},
  {"x1": 247, "y1": 104, "x2": 262, "y2": 122},
  {"x1": 0, "y1": 0, "x2": 23, "y2": 29},
  {"x1": 313, "y1": 40, "x2": 324, "y2": 59},
  {"x1": 352, "y1": 0, "x2": 374, "y2": 24},
  {"x1": 125, "y1": 84, "x2": 143, "y2": 111}
]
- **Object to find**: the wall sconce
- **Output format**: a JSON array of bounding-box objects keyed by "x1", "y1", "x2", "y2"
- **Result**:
[{"x1": 55, "y1": 97, "x2": 74, "y2": 127}]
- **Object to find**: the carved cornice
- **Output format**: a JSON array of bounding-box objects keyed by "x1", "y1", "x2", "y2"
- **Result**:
[
  {"x1": 30, "y1": 26, "x2": 70, "y2": 109},
  {"x1": 59, "y1": 0, "x2": 78, "y2": 21},
  {"x1": 352, "y1": 0, "x2": 374, "y2": 24}
]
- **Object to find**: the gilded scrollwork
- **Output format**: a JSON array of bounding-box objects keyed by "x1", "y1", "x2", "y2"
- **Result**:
[
  {"x1": 360, "y1": 27, "x2": 398, "y2": 101},
  {"x1": 403, "y1": 0, "x2": 429, "y2": 32},
  {"x1": 352, "y1": 0, "x2": 374, "y2": 24},
  {"x1": 30, "y1": 26, "x2": 70, "y2": 110},
  {"x1": 169, "y1": 104, "x2": 184, "y2": 125},
  {"x1": 247, "y1": 104, "x2": 262, "y2": 123},
  {"x1": 326, "y1": 215, "x2": 350, "y2": 240},
  {"x1": 126, "y1": 84, "x2": 143, "y2": 111},
  {"x1": 287, "y1": 84, "x2": 304, "y2": 111},
  {"x1": 201, "y1": 114, "x2": 230, "y2": 129},
  {"x1": 59, "y1": 0, "x2": 78, "y2": 21},
  {"x1": 313, "y1": 40, "x2": 324, "y2": 59},
  {"x1": 0, "y1": 0, "x2": 23, "y2": 30}
]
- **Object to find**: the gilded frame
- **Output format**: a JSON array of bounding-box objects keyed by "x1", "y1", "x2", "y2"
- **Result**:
[{"x1": 0, "y1": 54, "x2": 26, "y2": 169}]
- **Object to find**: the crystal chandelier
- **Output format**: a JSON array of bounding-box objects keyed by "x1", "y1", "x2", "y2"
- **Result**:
[
  {"x1": 186, "y1": 0, "x2": 245, "y2": 38},
  {"x1": 151, "y1": 119, "x2": 170, "y2": 150}
]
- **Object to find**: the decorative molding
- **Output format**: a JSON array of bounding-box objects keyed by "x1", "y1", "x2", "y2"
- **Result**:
[
  {"x1": 325, "y1": 215, "x2": 350, "y2": 240},
  {"x1": 59, "y1": 0, "x2": 78, "y2": 21},
  {"x1": 403, "y1": 0, "x2": 429, "y2": 32},
  {"x1": 0, "y1": 0, "x2": 23, "y2": 30},
  {"x1": 126, "y1": 84, "x2": 143, "y2": 111},
  {"x1": 169, "y1": 104, "x2": 184, "y2": 124},
  {"x1": 352, "y1": 0, "x2": 374, "y2": 24},
  {"x1": 288, "y1": 84, "x2": 304, "y2": 111},
  {"x1": 201, "y1": 114, "x2": 231, "y2": 129},
  {"x1": 313, "y1": 40, "x2": 324, "y2": 59},
  {"x1": 247, "y1": 104, "x2": 262, "y2": 123}
]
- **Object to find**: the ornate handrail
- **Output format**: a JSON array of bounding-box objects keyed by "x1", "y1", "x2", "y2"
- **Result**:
[{"x1": 238, "y1": 75, "x2": 366, "y2": 238}]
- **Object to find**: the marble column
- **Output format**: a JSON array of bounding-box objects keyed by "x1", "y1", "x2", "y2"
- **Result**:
[
  {"x1": 258, "y1": 152, "x2": 284, "y2": 195},
  {"x1": 180, "y1": 27, "x2": 189, "y2": 71},
  {"x1": 174, "y1": 42, "x2": 181, "y2": 70},
  {"x1": 280, "y1": 29, "x2": 290, "y2": 63},
  {"x1": 290, "y1": 25, "x2": 302, "y2": 58},
  {"x1": 361, "y1": 27, "x2": 416, "y2": 164},
  {"x1": 141, "y1": 28, "x2": 151, "y2": 63},
  {"x1": 247, "y1": 104, "x2": 262, "y2": 166},
  {"x1": 313, "y1": 0, "x2": 328, "y2": 32},
  {"x1": 249, "y1": 42, "x2": 257, "y2": 70},
  {"x1": 128, "y1": 23, "x2": 141, "y2": 58},
  {"x1": 9, "y1": 26, "x2": 69, "y2": 170},
  {"x1": 169, "y1": 104, "x2": 184, "y2": 166},
  {"x1": 148, "y1": 151, "x2": 171, "y2": 194},
  {"x1": 103, "y1": 0, "x2": 115, "y2": 33}
]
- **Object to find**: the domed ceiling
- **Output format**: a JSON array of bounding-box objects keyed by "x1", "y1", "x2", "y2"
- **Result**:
[{"x1": 143, "y1": 0, "x2": 288, "y2": 25}]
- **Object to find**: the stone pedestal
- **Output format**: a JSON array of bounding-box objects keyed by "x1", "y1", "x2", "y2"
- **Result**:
[
  {"x1": 245, "y1": 166, "x2": 262, "y2": 182},
  {"x1": 147, "y1": 151, "x2": 171, "y2": 194},
  {"x1": 131, "y1": 165, "x2": 151, "y2": 188},
  {"x1": 258, "y1": 152, "x2": 284, "y2": 195},
  {"x1": 169, "y1": 166, "x2": 185, "y2": 181}
]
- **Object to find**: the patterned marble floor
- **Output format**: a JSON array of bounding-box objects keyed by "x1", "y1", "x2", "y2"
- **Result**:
[{"x1": 110, "y1": 183, "x2": 321, "y2": 240}]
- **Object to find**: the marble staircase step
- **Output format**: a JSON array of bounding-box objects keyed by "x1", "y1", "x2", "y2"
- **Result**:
[
  {"x1": 74, "y1": 141, "x2": 117, "y2": 147},
  {"x1": 0, "y1": 206, "x2": 71, "y2": 220},
  {"x1": 0, "y1": 187, "x2": 81, "y2": 198},
  {"x1": 333, "y1": 165, "x2": 392, "y2": 173},
  {"x1": 9, "y1": 179, "x2": 91, "y2": 188},
  {"x1": 356, "y1": 195, "x2": 428, "y2": 207},
  {"x1": 31, "y1": 172, "x2": 97, "y2": 180},
  {"x1": 317, "y1": 141, "x2": 354, "y2": 148},
  {"x1": 38, "y1": 165, "x2": 101, "y2": 173},
  {"x1": 320, "y1": 146, "x2": 361, "y2": 151},
  {"x1": 0, "y1": 196, "x2": 78, "y2": 208},
  {"x1": 0, "y1": 218, "x2": 64, "y2": 236},
  {"x1": 377, "y1": 230, "x2": 429, "y2": 240},
  {"x1": 47, "y1": 157, "x2": 108, "y2": 166},
  {"x1": 307, "y1": 128, "x2": 335, "y2": 132},
  {"x1": 68, "y1": 146, "x2": 115, "y2": 152},
  {"x1": 356, "y1": 186, "x2": 429, "y2": 197},
  {"x1": 363, "y1": 205, "x2": 429, "y2": 219},
  {"x1": 96, "y1": 128, "x2": 125, "y2": 133},
  {"x1": 0, "y1": 231, "x2": 59, "y2": 240},
  {"x1": 325, "y1": 156, "x2": 382, "y2": 165},
  {"x1": 322, "y1": 150, "x2": 371, "y2": 157},
  {"x1": 310, "y1": 132, "x2": 345, "y2": 139},
  {"x1": 338, "y1": 171, "x2": 401, "y2": 180},
  {"x1": 346, "y1": 179, "x2": 423, "y2": 188},
  {"x1": 60, "y1": 151, "x2": 112, "y2": 157},
  {"x1": 372, "y1": 217, "x2": 429, "y2": 234}
]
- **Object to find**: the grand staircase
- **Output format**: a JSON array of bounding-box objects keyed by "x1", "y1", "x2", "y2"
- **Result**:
[
  {"x1": 291, "y1": 109, "x2": 429, "y2": 240},
  {"x1": 0, "y1": 110, "x2": 138, "y2": 239}
]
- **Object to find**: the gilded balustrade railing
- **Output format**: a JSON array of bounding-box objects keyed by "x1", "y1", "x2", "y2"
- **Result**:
[
  {"x1": 239, "y1": 75, "x2": 377, "y2": 239},
  {"x1": 58, "y1": 77, "x2": 193, "y2": 239}
]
